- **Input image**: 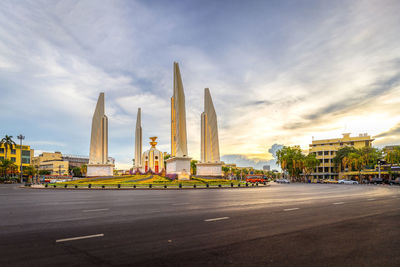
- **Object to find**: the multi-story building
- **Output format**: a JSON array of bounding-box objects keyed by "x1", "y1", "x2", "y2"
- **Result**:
[
  {"x1": 263, "y1": 165, "x2": 271, "y2": 171},
  {"x1": 38, "y1": 160, "x2": 69, "y2": 176},
  {"x1": 308, "y1": 133, "x2": 374, "y2": 180},
  {"x1": 0, "y1": 144, "x2": 34, "y2": 172},
  {"x1": 61, "y1": 154, "x2": 89, "y2": 168}
]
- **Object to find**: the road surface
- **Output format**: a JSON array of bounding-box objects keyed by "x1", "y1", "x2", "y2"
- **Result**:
[{"x1": 1, "y1": 183, "x2": 399, "y2": 266}]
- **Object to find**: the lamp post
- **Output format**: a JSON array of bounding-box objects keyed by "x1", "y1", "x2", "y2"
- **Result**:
[
  {"x1": 378, "y1": 160, "x2": 381, "y2": 180},
  {"x1": 17, "y1": 134, "x2": 25, "y2": 183}
]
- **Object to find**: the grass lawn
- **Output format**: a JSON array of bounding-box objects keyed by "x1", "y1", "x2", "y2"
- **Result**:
[{"x1": 48, "y1": 175, "x2": 252, "y2": 188}]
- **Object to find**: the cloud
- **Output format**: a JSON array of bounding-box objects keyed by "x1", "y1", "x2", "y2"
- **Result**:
[{"x1": 375, "y1": 123, "x2": 400, "y2": 138}]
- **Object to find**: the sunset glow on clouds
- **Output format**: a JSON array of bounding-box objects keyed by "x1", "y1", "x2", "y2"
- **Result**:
[{"x1": 1, "y1": 0, "x2": 400, "y2": 169}]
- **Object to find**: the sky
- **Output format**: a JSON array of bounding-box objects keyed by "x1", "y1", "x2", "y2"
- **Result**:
[{"x1": 1, "y1": 0, "x2": 400, "y2": 170}]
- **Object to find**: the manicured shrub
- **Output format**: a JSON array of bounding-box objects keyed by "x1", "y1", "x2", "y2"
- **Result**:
[
  {"x1": 193, "y1": 184, "x2": 196, "y2": 188},
  {"x1": 64, "y1": 184, "x2": 67, "y2": 188},
  {"x1": 164, "y1": 185, "x2": 167, "y2": 189},
  {"x1": 231, "y1": 183, "x2": 234, "y2": 187},
  {"x1": 179, "y1": 184, "x2": 182, "y2": 189},
  {"x1": 45, "y1": 184, "x2": 48, "y2": 188},
  {"x1": 53, "y1": 185, "x2": 56, "y2": 188},
  {"x1": 238, "y1": 183, "x2": 241, "y2": 187},
  {"x1": 133, "y1": 185, "x2": 136, "y2": 188},
  {"x1": 88, "y1": 184, "x2": 91, "y2": 188},
  {"x1": 102, "y1": 185, "x2": 105, "y2": 189},
  {"x1": 246, "y1": 183, "x2": 248, "y2": 187},
  {"x1": 218, "y1": 184, "x2": 221, "y2": 188},
  {"x1": 75, "y1": 185, "x2": 78, "y2": 189},
  {"x1": 118, "y1": 184, "x2": 121, "y2": 189},
  {"x1": 206, "y1": 183, "x2": 209, "y2": 188},
  {"x1": 149, "y1": 184, "x2": 152, "y2": 188}
]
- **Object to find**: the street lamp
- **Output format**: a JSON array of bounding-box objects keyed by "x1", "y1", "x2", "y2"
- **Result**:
[
  {"x1": 378, "y1": 160, "x2": 382, "y2": 180},
  {"x1": 17, "y1": 134, "x2": 25, "y2": 183}
]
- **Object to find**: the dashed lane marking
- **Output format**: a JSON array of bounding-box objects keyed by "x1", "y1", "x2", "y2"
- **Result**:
[
  {"x1": 56, "y1": 234, "x2": 104, "y2": 243},
  {"x1": 204, "y1": 217, "x2": 230, "y2": 222},
  {"x1": 367, "y1": 199, "x2": 375, "y2": 201},
  {"x1": 172, "y1": 203, "x2": 190, "y2": 206},
  {"x1": 333, "y1": 202, "x2": 345, "y2": 205},
  {"x1": 82, "y1": 208, "x2": 109, "y2": 212},
  {"x1": 283, "y1": 208, "x2": 300, "y2": 211}
]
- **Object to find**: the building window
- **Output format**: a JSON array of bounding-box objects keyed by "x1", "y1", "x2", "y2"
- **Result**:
[
  {"x1": 318, "y1": 151, "x2": 323, "y2": 156},
  {"x1": 0, "y1": 156, "x2": 4, "y2": 161},
  {"x1": 324, "y1": 151, "x2": 329, "y2": 155},
  {"x1": 350, "y1": 142, "x2": 354, "y2": 145},
  {"x1": 0, "y1": 148, "x2": 4, "y2": 153},
  {"x1": 11, "y1": 149, "x2": 16, "y2": 154},
  {"x1": 11, "y1": 157, "x2": 16, "y2": 162},
  {"x1": 365, "y1": 141, "x2": 370, "y2": 146},
  {"x1": 22, "y1": 150, "x2": 30, "y2": 156},
  {"x1": 22, "y1": 158, "x2": 30, "y2": 164},
  {"x1": 340, "y1": 143, "x2": 343, "y2": 146},
  {"x1": 324, "y1": 159, "x2": 329, "y2": 163}
]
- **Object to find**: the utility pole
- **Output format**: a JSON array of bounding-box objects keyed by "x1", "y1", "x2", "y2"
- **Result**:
[
  {"x1": 378, "y1": 160, "x2": 381, "y2": 180},
  {"x1": 17, "y1": 134, "x2": 25, "y2": 183}
]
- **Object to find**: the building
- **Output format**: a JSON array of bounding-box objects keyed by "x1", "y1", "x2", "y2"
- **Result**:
[
  {"x1": 308, "y1": 133, "x2": 374, "y2": 180},
  {"x1": 0, "y1": 143, "x2": 34, "y2": 172},
  {"x1": 61, "y1": 154, "x2": 89, "y2": 168},
  {"x1": 32, "y1": 152, "x2": 90, "y2": 175},
  {"x1": 38, "y1": 160, "x2": 69, "y2": 176},
  {"x1": 263, "y1": 165, "x2": 271, "y2": 171}
]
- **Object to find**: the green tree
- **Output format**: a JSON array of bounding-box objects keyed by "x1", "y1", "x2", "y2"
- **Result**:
[
  {"x1": 333, "y1": 147, "x2": 357, "y2": 172},
  {"x1": 23, "y1": 165, "x2": 36, "y2": 176},
  {"x1": 0, "y1": 159, "x2": 17, "y2": 179},
  {"x1": 39, "y1": 170, "x2": 51, "y2": 175},
  {"x1": 190, "y1": 160, "x2": 198, "y2": 175},
  {"x1": 303, "y1": 153, "x2": 320, "y2": 182},
  {"x1": 0, "y1": 135, "x2": 16, "y2": 159},
  {"x1": 222, "y1": 166, "x2": 230, "y2": 177},
  {"x1": 80, "y1": 164, "x2": 87, "y2": 176},
  {"x1": 276, "y1": 146, "x2": 305, "y2": 181},
  {"x1": 72, "y1": 167, "x2": 82, "y2": 177}
]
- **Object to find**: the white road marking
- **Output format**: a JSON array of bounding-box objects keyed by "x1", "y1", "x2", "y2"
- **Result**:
[
  {"x1": 82, "y1": 208, "x2": 109, "y2": 212},
  {"x1": 204, "y1": 217, "x2": 230, "y2": 222},
  {"x1": 172, "y1": 203, "x2": 190, "y2": 206},
  {"x1": 333, "y1": 202, "x2": 345, "y2": 205},
  {"x1": 367, "y1": 198, "x2": 375, "y2": 201},
  {"x1": 283, "y1": 208, "x2": 299, "y2": 211},
  {"x1": 56, "y1": 233, "x2": 104, "y2": 243}
]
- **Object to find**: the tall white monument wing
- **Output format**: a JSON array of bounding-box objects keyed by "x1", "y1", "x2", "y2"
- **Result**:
[
  {"x1": 89, "y1": 92, "x2": 108, "y2": 164},
  {"x1": 171, "y1": 62, "x2": 188, "y2": 157},
  {"x1": 201, "y1": 88, "x2": 220, "y2": 162},
  {"x1": 134, "y1": 108, "x2": 142, "y2": 168}
]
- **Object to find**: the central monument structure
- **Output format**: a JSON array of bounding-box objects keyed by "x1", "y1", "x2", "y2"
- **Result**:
[
  {"x1": 196, "y1": 88, "x2": 223, "y2": 176},
  {"x1": 166, "y1": 62, "x2": 191, "y2": 180},
  {"x1": 87, "y1": 92, "x2": 114, "y2": 177},
  {"x1": 133, "y1": 108, "x2": 142, "y2": 171}
]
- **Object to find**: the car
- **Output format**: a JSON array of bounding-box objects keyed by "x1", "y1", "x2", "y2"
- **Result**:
[
  {"x1": 338, "y1": 179, "x2": 358, "y2": 184},
  {"x1": 388, "y1": 178, "x2": 400, "y2": 185},
  {"x1": 323, "y1": 179, "x2": 338, "y2": 184},
  {"x1": 370, "y1": 177, "x2": 384, "y2": 184},
  {"x1": 276, "y1": 179, "x2": 290, "y2": 184}
]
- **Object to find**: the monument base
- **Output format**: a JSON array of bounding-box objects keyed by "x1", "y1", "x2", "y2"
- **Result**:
[
  {"x1": 196, "y1": 162, "x2": 223, "y2": 177},
  {"x1": 87, "y1": 164, "x2": 114, "y2": 177},
  {"x1": 166, "y1": 157, "x2": 191, "y2": 180}
]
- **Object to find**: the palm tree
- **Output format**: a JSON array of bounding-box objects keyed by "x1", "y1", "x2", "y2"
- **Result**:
[
  {"x1": 303, "y1": 153, "x2": 320, "y2": 182},
  {"x1": 0, "y1": 135, "x2": 16, "y2": 159},
  {"x1": 0, "y1": 159, "x2": 17, "y2": 179}
]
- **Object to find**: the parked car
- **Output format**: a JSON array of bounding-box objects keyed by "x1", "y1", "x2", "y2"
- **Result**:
[
  {"x1": 370, "y1": 177, "x2": 384, "y2": 184},
  {"x1": 276, "y1": 179, "x2": 290, "y2": 184},
  {"x1": 323, "y1": 179, "x2": 338, "y2": 184},
  {"x1": 338, "y1": 179, "x2": 358, "y2": 184},
  {"x1": 388, "y1": 178, "x2": 400, "y2": 185}
]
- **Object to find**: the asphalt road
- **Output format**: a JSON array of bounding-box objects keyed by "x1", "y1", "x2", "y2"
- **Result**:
[{"x1": 1, "y1": 183, "x2": 399, "y2": 266}]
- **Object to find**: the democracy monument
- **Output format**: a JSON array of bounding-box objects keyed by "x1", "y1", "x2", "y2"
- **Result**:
[
  {"x1": 87, "y1": 62, "x2": 223, "y2": 178},
  {"x1": 86, "y1": 92, "x2": 114, "y2": 176}
]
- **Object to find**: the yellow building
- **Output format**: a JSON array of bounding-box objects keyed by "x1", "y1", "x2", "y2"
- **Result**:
[
  {"x1": 0, "y1": 143, "x2": 34, "y2": 172},
  {"x1": 32, "y1": 152, "x2": 70, "y2": 176},
  {"x1": 309, "y1": 133, "x2": 374, "y2": 180}
]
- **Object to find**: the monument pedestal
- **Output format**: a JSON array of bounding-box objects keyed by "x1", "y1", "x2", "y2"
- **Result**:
[
  {"x1": 166, "y1": 157, "x2": 191, "y2": 180},
  {"x1": 196, "y1": 162, "x2": 223, "y2": 177},
  {"x1": 87, "y1": 164, "x2": 114, "y2": 177}
]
